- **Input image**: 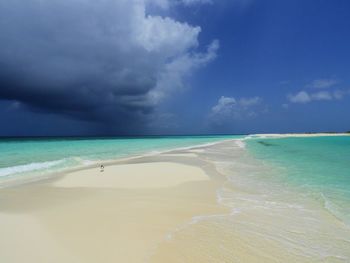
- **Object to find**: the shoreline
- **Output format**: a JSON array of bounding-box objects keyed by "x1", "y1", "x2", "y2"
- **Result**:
[
  {"x1": 0, "y1": 143, "x2": 230, "y2": 263},
  {"x1": 2, "y1": 133, "x2": 349, "y2": 188},
  {"x1": 0, "y1": 138, "x2": 236, "y2": 189},
  {"x1": 1, "y1": 138, "x2": 350, "y2": 262}
]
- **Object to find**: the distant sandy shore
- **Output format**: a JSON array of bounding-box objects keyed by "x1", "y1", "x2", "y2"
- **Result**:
[
  {"x1": 0, "y1": 150, "x2": 227, "y2": 263},
  {"x1": 250, "y1": 133, "x2": 349, "y2": 138}
]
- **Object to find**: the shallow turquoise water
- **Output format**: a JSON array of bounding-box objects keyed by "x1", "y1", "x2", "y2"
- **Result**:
[
  {"x1": 155, "y1": 137, "x2": 350, "y2": 261},
  {"x1": 0, "y1": 135, "x2": 239, "y2": 181},
  {"x1": 246, "y1": 136, "x2": 350, "y2": 224}
]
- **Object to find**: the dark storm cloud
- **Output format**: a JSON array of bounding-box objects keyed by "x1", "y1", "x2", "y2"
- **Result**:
[{"x1": 0, "y1": 0, "x2": 217, "y2": 131}]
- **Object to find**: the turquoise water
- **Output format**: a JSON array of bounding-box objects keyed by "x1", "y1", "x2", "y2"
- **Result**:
[
  {"x1": 246, "y1": 135, "x2": 350, "y2": 225},
  {"x1": 0, "y1": 135, "x2": 239, "y2": 182},
  {"x1": 2, "y1": 134, "x2": 350, "y2": 260},
  {"x1": 2, "y1": 134, "x2": 349, "y2": 224},
  {"x1": 152, "y1": 136, "x2": 350, "y2": 261}
]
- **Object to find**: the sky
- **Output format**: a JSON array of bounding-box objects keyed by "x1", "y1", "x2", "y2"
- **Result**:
[{"x1": 0, "y1": 0, "x2": 349, "y2": 136}]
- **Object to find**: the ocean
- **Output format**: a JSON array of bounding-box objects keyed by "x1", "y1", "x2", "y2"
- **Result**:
[
  {"x1": 0, "y1": 135, "x2": 238, "y2": 185},
  {"x1": 155, "y1": 135, "x2": 350, "y2": 262},
  {"x1": 1, "y1": 134, "x2": 350, "y2": 261},
  {"x1": 246, "y1": 135, "x2": 350, "y2": 225}
]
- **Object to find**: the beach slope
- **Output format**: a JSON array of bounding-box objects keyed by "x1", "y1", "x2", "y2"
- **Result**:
[{"x1": 0, "y1": 157, "x2": 226, "y2": 263}]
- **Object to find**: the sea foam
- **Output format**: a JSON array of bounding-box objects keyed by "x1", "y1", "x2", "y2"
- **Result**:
[
  {"x1": 234, "y1": 140, "x2": 246, "y2": 148},
  {"x1": 0, "y1": 159, "x2": 65, "y2": 177}
]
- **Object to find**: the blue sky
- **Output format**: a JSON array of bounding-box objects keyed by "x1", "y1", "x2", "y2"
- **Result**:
[{"x1": 0, "y1": 0, "x2": 349, "y2": 135}]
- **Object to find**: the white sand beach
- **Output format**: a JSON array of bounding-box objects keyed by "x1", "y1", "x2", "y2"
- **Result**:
[
  {"x1": 0, "y1": 155, "x2": 227, "y2": 263},
  {"x1": 251, "y1": 133, "x2": 349, "y2": 138},
  {"x1": 53, "y1": 162, "x2": 209, "y2": 189},
  {"x1": 1, "y1": 138, "x2": 350, "y2": 263}
]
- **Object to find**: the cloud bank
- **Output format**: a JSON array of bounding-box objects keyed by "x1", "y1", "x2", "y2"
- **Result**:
[{"x1": 0, "y1": 0, "x2": 217, "y2": 132}]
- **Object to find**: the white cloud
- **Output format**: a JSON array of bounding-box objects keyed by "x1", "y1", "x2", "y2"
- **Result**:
[
  {"x1": 211, "y1": 96, "x2": 237, "y2": 114},
  {"x1": 181, "y1": 0, "x2": 213, "y2": 5},
  {"x1": 136, "y1": 14, "x2": 201, "y2": 54},
  {"x1": 149, "y1": 39, "x2": 219, "y2": 103},
  {"x1": 147, "y1": 0, "x2": 212, "y2": 9},
  {"x1": 287, "y1": 77, "x2": 350, "y2": 106},
  {"x1": 288, "y1": 91, "x2": 311, "y2": 103},
  {"x1": 146, "y1": 0, "x2": 171, "y2": 9},
  {"x1": 311, "y1": 91, "x2": 332, "y2": 101},
  {"x1": 307, "y1": 78, "x2": 338, "y2": 89},
  {"x1": 288, "y1": 89, "x2": 350, "y2": 104},
  {"x1": 239, "y1": 96, "x2": 261, "y2": 107},
  {"x1": 209, "y1": 95, "x2": 263, "y2": 125}
]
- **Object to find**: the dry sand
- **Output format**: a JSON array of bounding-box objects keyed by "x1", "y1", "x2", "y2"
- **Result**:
[
  {"x1": 0, "y1": 158, "x2": 226, "y2": 263},
  {"x1": 53, "y1": 162, "x2": 208, "y2": 189}
]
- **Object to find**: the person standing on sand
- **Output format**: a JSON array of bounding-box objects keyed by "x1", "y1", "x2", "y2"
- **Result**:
[{"x1": 100, "y1": 165, "x2": 104, "y2": 172}]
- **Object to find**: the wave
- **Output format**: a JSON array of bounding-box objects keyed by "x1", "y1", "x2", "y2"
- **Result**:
[
  {"x1": 234, "y1": 140, "x2": 246, "y2": 148},
  {"x1": 321, "y1": 193, "x2": 350, "y2": 226},
  {"x1": 0, "y1": 159, "x2": 66, "y2": 177}
]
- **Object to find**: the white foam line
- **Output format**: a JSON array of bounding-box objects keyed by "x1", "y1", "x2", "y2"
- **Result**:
[
  {"x1": 164, "y1": 213, "x2": 228, "y2": 241},
  {"x1": 234, "y1": 140, "x2": 246, "y2": 148},
  {"x1": 0, "y1": 159, "x2": 65, "y2": 177}
]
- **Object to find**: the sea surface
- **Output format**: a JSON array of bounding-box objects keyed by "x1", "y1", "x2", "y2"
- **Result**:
[
  {"x1": 1, "y1": 134, "x2": 350, "y2": 261},
  {"x1": 154, "y1": 135, "x2": 350, "y2": 262},
  {"x1": 0, "y1": 135, "x2": 238, "y2": 184},
  {"x1": 246, "y1": 135, "x2": 350, "y2": 225}
]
